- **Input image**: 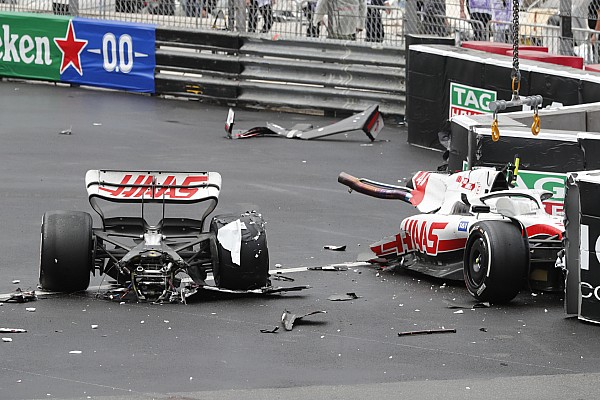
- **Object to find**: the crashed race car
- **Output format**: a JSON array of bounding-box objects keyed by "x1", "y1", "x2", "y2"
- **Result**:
[
  {"x1": 339, "y1": 161, "x2": 565, "y2": 303},
  {"x1": 39, "y1": 170, "x2": 306, "y2": 303}
]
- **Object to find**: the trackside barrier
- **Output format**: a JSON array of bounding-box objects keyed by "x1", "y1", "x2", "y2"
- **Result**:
[
  {"x1": 564, "y1": 170, "x2": 600, "y2": 324},
  {"x1": 0, "y1": 12, "x2": 156, "y2": 92},
  {"x1": 154, "y1": 29, "x2": 241, "y2": 100},
  {"x1": 154, "y1": 27, "x2": 405, "y2": 116}
]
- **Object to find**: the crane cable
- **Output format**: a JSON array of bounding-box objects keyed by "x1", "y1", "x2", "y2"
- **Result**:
[
  {"x1": 511, "y1": 0, "x2": 520, "y2": 102},
  {"x1": 490, "y1": 0, "x2": 541, "y2": 141}
]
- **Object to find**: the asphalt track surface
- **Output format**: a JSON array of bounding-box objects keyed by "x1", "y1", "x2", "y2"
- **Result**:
[{"x1": 1, "y1": 81, "x2": 600, "y2": 400}]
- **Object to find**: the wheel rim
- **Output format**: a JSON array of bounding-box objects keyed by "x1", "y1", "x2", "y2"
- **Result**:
[{"x1": 467, "y1": 237, "x2": 488, "y2": 287}]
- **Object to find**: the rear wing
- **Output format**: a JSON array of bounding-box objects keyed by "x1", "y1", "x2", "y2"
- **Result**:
[
  {"x1": 85, "y1": 170, "x2": 221, "y2": 224},
  {"x1": 86, "y1": 170, "x2": 221, "y2": 203}
]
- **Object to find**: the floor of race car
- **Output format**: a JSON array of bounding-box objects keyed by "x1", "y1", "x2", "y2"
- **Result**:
[{"x1": 1, "y1": 81, "x2": 600, "y2": 400}]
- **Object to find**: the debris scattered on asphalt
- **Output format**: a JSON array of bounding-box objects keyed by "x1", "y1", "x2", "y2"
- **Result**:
[
  {"x1": 0, "y1": 328, "x2": 27, "y2": 333},
  {"x1": 323, "y1": 245, "x2": 347, "y2": 251},
  {"x1": 102, "y1": 287, "x2": 135, "y2": 302},
  {"x1": 327, "y1": 292, "x2": 361, "y2": 301},
  {"x1": 260, "y1": 326, "x2": 279, "y2": 334},
  {"x1": 199, "y1": 284, "x2": 310, "y2": 295},
  {"x1": 3, "y1": 338, "x2": 13, "y2": 342},
  {"x1": 397, "y1": 328, "x2": 456, "y2": 337},
  {"x1": 225, "y1": 104, "x2": 383, "y2": 142},
  {"x1": 25, "y1": 307, "x2": 36, "y2": 312},
  {"x1": 365, "y1": 256, "x2": 388, "y2": 264},
  {"x1": 281, "y1": 310, "x2": 327, "y2": 331},
  {"x1": 101, "y1": 278, "x2": 204, "y2": 304},
  {"x1": 0, "y1": 288, "x2": 37, "y2": 303},
  {"x1": 307, "y1": 266, "x2": 348, "y2": 271},
  {"x1": 443, "y1": 299, "x2": 490, "y2": 309},
  {"x1": 271, "y1": 274, "x2": 295, "y2": 282}
]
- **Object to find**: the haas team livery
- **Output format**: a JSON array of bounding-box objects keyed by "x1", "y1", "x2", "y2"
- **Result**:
[{"x1": 339, "y1": 164, "x2": 564, "y2": 304}]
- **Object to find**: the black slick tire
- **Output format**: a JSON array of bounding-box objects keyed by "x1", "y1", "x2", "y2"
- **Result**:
[
  {"x1": 210, "y1": 212, "x2": 269, "y2": 290},
  {"x1": 40, "y1": 211, "x2": 93, "y2": 292},
  {"x1": 463, "y1": 220, "x2": 528, "y2": 304}
]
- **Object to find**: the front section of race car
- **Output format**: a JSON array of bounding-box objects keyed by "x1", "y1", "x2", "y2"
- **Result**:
[
  {"x1": 339, "y1": 164, "x2": 565, "y2": 304},
  {"x1": 38, "y1": 170, "x2": 299, "y2": 303}
]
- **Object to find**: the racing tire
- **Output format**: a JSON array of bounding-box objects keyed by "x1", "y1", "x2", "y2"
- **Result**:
[
  {"x1": 210, "y1": 212, "x2": 270, "y2": 290},
  {"x1": 463, "y1": 220, "x2": 528, "y2": 304},
  {"x1": 40, "y1": 211, "x2": 93, "y2": 292}
]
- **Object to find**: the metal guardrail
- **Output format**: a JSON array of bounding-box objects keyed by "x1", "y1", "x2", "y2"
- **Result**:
[
  {"x1": 5, "y1": 0, "x2": 600, "y2": 52},
  {"x1": 155, "y1": 28, "x2": 405, "y2": 116},
  {"x1": 0, "y1": 0, "x2": 405, "y2": 46},
  {"x1": 6, "y1": 0, "x2": 600, "y2": 117}
]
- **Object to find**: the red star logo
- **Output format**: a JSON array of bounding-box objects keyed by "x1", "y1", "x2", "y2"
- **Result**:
[{"x1": 54, "y1": 20, "x2": 88, "y2": 76}]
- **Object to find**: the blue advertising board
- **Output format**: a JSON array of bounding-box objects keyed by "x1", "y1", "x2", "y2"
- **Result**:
[{"x1": 58, "y1": 18, "x2": 155, "y2": 92}]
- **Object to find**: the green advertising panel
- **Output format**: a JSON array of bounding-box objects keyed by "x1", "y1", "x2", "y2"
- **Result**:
[
  {"x1": 449, "y1": 82, "x2": 497, "y2": 118},
  {"x1": 515, "y1": 170, "x2": 567, "y2": 215},
  {"x1": 0, "y1": 12, "x2": 70, "y2": 81},
  {"x1": 515, "y1": 170, "x2": 567, "y2": 202}
]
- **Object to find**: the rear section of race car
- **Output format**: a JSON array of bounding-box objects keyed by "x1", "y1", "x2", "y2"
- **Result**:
[
  {"x1": 460, "y1": 187, "x2": 565, "y2": 300},
  {"x1": 401, "y1": 168, "x2": 565, "y2": 303},
  {"x1": 462, "y1": 216, "x2": 564, "y2": 304},
  {"x1": 339, "y1": 167, "x2": 565, "y2": 304},
  {"x1": 39, "y1": 170, "x2": 271, "y2": 302}
]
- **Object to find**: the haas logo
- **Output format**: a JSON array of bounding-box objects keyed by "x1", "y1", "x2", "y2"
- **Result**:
[
  {"x1": 402, "y1": 219, "x2": 449, "y2": 256},
  {"x1": 99, "y1": 174, "x2": 208, "y2": 199}
]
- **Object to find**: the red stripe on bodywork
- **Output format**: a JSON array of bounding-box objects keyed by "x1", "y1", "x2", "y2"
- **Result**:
[
  {"x1": 526, "y1": 224, "x2": 563, "y2": 240},
  {"x1": 437, "y1": 238, "x2": 467, "y2": 252}
]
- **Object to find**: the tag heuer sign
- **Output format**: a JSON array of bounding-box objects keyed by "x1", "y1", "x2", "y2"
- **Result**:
[{"x1": 450, "y1": 83, "x2": 497, "y2": 118}]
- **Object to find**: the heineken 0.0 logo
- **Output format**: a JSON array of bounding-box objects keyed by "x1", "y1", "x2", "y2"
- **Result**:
[
  {"x1": 0, "y1": 12, "x2": 156, "y2": 92},
  {"x1": 450, "y1": 82, "x2": 497, "y2": 118}
]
